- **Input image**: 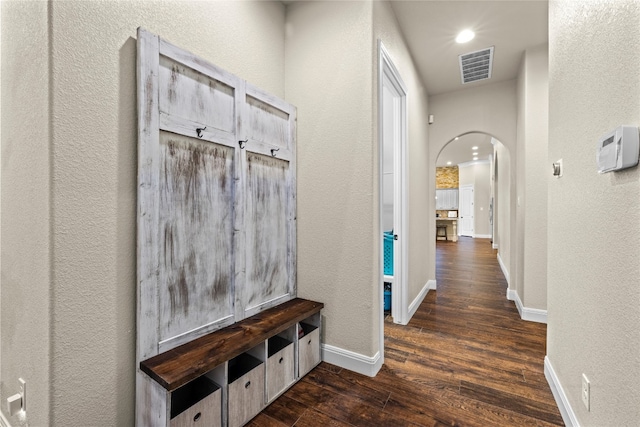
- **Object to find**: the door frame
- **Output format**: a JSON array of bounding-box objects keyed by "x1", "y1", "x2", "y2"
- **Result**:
[
  {"x1": 459, "y1": 184, "x2": 475, "y2": 237},
  {"x1": 378, "y1": 40, "x2": 409, "y2": 344}
]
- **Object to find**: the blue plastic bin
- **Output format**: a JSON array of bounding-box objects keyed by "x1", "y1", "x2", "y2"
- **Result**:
[
  {"x1": 383, "y1": 232, "x2": 394, "y2": 276},
  {"x1": 384, "y1": 290, "x2": 391, "y2": 311}
]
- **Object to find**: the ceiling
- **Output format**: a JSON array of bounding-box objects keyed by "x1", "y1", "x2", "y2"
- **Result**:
[
  {"x1": 389, "y1": 0, "x2": 548, "y2": 166},
  {"x1": 390, "y1": 1, "x2": 548, "y2": 96},
  {"x1": 435, "y1": 133, "x2": 494, "y2": 167},
  {"x1": 283, "y1": 1, "x2": 548, "y2": 166}
]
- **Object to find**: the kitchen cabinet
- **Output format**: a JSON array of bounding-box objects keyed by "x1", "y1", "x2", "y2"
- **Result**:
[{"x1": 436, "y1": 189, "x2": 459, "y2": 210}]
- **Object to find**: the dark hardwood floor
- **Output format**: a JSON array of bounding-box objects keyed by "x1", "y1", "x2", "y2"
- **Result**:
[{"x1": 248, "y1": 237, "x2": 563, "y2": 426}]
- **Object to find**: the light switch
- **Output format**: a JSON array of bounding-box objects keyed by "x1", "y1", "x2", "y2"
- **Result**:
[{"x1": 7, "y1": 393, "x2": 22, "y2": 416}]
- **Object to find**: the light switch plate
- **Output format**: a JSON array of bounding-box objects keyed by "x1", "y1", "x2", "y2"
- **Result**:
[
  {"x1": 19, "y1": 378, "x2": 26, "y2": 411},
  {"x1": 581, "y1": 373, "x2": 590, "y2": 411}
]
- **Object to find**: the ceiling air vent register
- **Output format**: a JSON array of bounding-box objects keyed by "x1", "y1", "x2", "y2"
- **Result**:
[{"x1": 459, "y1": 47, "x2": 494, "y2": 84}]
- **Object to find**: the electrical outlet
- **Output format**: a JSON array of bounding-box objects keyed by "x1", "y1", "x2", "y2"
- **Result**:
[{"x1": 581, "y1": 374, "x2": 590, "y2": 411}]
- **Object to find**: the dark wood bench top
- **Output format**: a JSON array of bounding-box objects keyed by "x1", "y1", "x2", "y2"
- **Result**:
[{"x1": 140, "y1": 298, "x2": 324, "y2": 391}]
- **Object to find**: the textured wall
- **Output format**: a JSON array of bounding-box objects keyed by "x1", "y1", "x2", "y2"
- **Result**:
[
  {"x1": 2, "y1": 2, "x2": 285, "y2": 425},
  {"x1": 436, "y1": 166, "x2": 459, "y2": 188},
  {"x1": 517, "y1": 45, "x2": 549, "y2": 310},
  {"x1": 495, "y1": 141, "x2": 511, "y2": 283},
  {"x1": 374, "y1": 0, "x2": 432, "y2": 319},
  {"x1": 1, "y1": 2, "x2": 51, "y2": 425},
  {"x1": 548, "y1": 1, "x2": 640, "y2": 425},
  {"x1": 286, "y1": 1, "x2": 377, "y2": 357}
]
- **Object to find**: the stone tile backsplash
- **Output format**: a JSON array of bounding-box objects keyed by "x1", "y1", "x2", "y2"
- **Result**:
[{"x1": 436, "y1": 166, "x2": 459, "y2": 189}]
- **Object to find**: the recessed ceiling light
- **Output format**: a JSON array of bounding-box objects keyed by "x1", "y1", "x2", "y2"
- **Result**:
[
  {"x1": 473, "y1": 157, "x2": 478, "y2": 161},
  {"x1": 473, "y1": 152, "x2": 478, "y2": 156},
  {"x1": 456, "y1": 29, "x2": 475, "y2": 44},
  {"x1": 447, "y1": 161, "x2": 452, "y2": 165},
  {"x1": 472, "y1": 146, "x2": 478, "y2": 150},
  {"x1": 455, "y1": 137, "x2": 459, "y2": 141}
]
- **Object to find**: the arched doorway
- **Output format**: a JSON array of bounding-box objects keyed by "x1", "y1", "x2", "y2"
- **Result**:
[{"x1": 434, "y1": 132, "x2": 512, "y2": 285}]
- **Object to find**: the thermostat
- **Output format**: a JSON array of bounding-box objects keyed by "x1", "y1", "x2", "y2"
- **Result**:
[{"x1": 596, "y1": 125, "x2": 639, "y2": 173}]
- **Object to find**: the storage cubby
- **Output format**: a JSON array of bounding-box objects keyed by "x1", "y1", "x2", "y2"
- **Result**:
[
  {"x1": 297, "y1": 313, "x2": 321, "y2": 378},
  {"x1": 170, "y1": 376, "x2": 222, "y2": 427},
  {"x1": 228, "y1": 348, "x2": 265, "y2": 427},
  {"x1": 266, "y1": 329, "x2": 295, "y2": 402}
]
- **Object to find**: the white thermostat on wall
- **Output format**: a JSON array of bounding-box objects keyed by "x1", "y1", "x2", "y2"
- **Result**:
[{"x1": 596, "y1": 125, "x2": 639, "y2": 173}]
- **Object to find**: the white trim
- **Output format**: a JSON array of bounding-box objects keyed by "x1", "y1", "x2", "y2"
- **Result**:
[
  {"x1": 407, "y1": 280, "x2": 435, "y2": 321},
  {"x1": 379, "y1": 40, "x2": 409, "y2": 329},
  {"x1": 428, "y1": 279, "x2": 437, "y2": 291},
  {"x1": 492, "y1": 243, "x2": 498, "y2": 249},
  {"x1": 522, "y1": 306, "x2": 547, "y2": 324},
  {"x1": 473, "y1": 234, "x2": 492, "y2": 239},
  {"x1": 507, "y1": 290, "x2": 548, "y2": 324},
  {"x1": 497, "y1": 252, "x2": 510, "y2": 285},
  {"x1": 0, "y1": 411, "x2": 11, "y2": 427},
  {"x1": 322, "y1": 344, "x2": 382, "y2": 377},
  {"x1": 545, "y1": 356, "x2": 580, "y2": 427}
]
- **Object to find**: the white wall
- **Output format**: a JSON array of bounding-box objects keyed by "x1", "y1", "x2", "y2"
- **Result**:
[
  {"x1": 548, "y1": 1, "x2": 640, "y2": 425},
  {"x1": 458, "y1": 161, "x2": 492, "y2": 237},
  {"x1": 1, "y1": 2, "x2": 51, "y2": 426},
  {"x1": 286, "y1": 0, "x2": 431, "y2": 369},
  {"x1": 286, "y1": 0, "x2": 379, "y2": 360},
  {"x1": 495, "y1": 140, "x2": 511, "y2": 285},
  {"x1": 516, "y1": 45, "x2": 549, "y2": 311},
  {"x1": 373, "y1": 0, "x2": 432, "y2": 316},
  {"x1": 2, "y1": 2, "x2": 286, "y2": 425}
]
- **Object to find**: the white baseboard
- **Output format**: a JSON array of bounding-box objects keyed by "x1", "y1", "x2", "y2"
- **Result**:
[
  {"x1": 497, "y1": 252, "x2": 510, "y2": 285},
  {"x1": 428, "y1": 279, "x2": 437, "y2": 291},
  {"x1": 492, "y1": 243, "x2": 498, "y2": 249},
  {"x1": 407, "y1": 280, "x2": 435, "y2": 320},
  {"x1": 545, "y1": 356, "x2": 580, "y2": 427},
  {"x1": 507, "y1": 289, "x2": 547, "y2": 324},
  {"x1": 474, "y1": 234, "x2": 492, "y2": 238},
  {"x1": 321, "y1": 344, "x2": 382, "y2": 377}
]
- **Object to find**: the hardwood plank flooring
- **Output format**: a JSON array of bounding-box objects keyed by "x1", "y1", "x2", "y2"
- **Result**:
[{"x1": 248, "y1": 237, "x2": 563, "y2": 426}]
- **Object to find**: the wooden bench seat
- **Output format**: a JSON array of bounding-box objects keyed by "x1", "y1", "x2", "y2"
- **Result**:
[{"x1": 140, "y1": 298, "x2": 324, "y2": 391}]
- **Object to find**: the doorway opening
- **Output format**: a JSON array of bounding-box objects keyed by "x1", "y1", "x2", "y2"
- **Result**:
[{"x1": 378, "y1": 40, "x2": 408, "y2": 366}]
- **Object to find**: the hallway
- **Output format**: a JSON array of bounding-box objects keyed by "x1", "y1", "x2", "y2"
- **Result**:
[{"x1": 249, "y1": 237, "x2": 563, "y2": 426}]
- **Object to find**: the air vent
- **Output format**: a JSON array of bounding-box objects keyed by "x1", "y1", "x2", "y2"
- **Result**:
[{"x1": 459, "y1": 47, "x2": 494, "y2": 84}]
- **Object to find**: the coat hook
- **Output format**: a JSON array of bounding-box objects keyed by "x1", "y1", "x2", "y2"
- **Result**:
[
  {"x1": 196, "y1": 127, "x2": 206, "y2": 138},
  {"x1": 271, "y1": 148, "x2": 280, "y2": 157},
  {"x1": 239, "y1": 139, "x2": 248, "y2": 149}
]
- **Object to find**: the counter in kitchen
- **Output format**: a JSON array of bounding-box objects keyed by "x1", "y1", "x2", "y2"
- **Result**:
[{"x1": 436, "y1": 217, "x2": 458, "y2": 242}]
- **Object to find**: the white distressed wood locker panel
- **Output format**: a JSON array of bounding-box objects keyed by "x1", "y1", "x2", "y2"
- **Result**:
[
  {"x1": 157, "y1": 132, "x2": 235, "y2": 349},
  {"x1": 136, "y1": 27, "x2": 297, "y2": 426},
  {"x1": 238, "y1": 86, "x2": 296, "y2": 319},
  {"x1": 242, "y1": 153, "x2": 289, "y2": 312}
]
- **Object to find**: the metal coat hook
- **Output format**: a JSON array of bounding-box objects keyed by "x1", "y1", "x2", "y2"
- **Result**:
[
  {"x1": 239, "y1": 139, "x2": 248, "y2": 149},
  {"x1": 196, "y1": 127, "x2": 206, "y2": 138},
  {"x1": 271, "y1": 148, "x2": 280, "y2": 157}
]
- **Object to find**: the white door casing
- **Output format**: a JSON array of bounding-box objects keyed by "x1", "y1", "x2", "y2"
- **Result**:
[
  {"x1": 459, "y1": 184, "x2": 474, "y2": 237},
  {"x1": 379, "y1": 40, "x2": 408, "y2": 339}
]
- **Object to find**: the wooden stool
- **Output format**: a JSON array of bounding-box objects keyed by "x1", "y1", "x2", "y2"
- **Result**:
[{"x1": 436, "y1": 225, "x2": 448, "y2": 241}]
